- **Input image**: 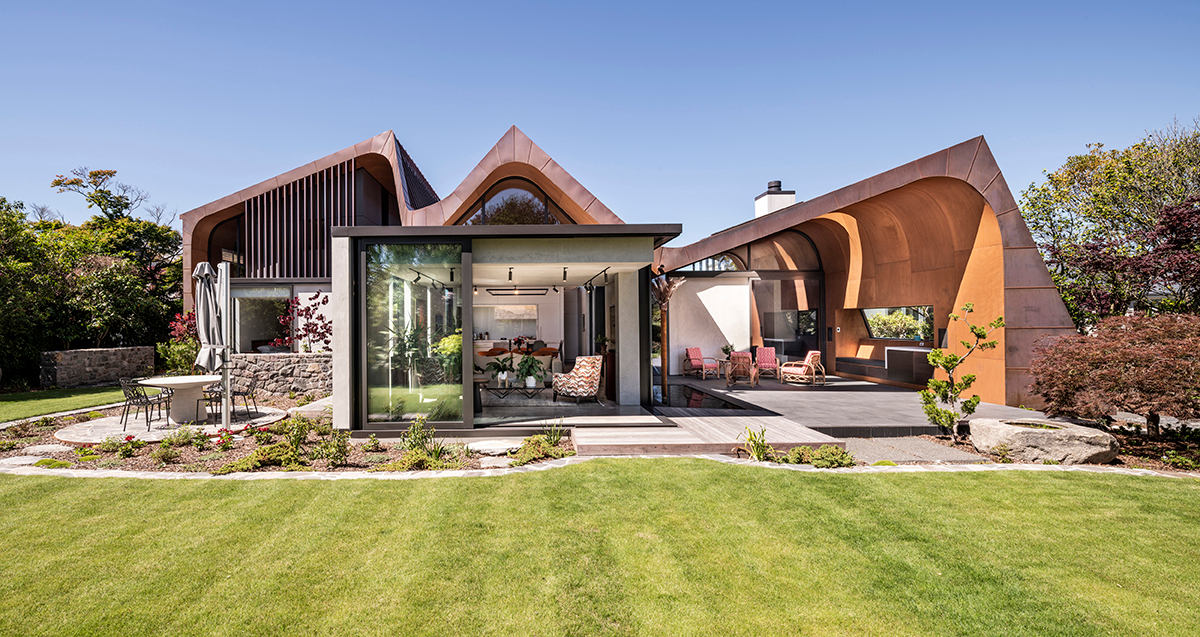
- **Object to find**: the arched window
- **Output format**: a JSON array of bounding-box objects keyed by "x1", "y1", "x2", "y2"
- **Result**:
[
  {"x1": 207, "y1": 214, "x2": 245, "y2": 276},
  {"x1": 459, "y1": 177, "x2": 571, "y2": 225}
]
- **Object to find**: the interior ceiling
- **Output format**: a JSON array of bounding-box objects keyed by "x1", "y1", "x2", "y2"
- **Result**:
[{"x1": 472, "y1": 263, "x2": 643, "y2": 286}]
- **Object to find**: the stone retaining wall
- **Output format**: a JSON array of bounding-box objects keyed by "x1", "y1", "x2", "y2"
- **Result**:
[
  {"x1": 229, "y1": 353, "x2": 331, "y2": 397},
  {"x1": 40, "y1": 346, "x2": 154, "y2": 388}
]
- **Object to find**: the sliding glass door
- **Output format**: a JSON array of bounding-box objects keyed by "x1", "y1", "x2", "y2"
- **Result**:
[{"x1": 362, "y1": 242, "x2": 463, "y2": 423}]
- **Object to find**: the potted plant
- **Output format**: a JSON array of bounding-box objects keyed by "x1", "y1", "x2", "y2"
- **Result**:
[
  {"x1": 721, "y1": 344, "x2": 734, "y2": 358},
  {"x1": 516, "y1": 353, "x2": 545, "y2": 388},
  {"x1": 485, "y1": 354, "x2": 515, "y2": 386},
  {"x1": 595, "y1": 335, "x2": 613, "y2": 353}
]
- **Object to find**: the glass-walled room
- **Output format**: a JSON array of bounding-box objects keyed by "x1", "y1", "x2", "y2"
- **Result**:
[{"x1": 363, "y1": 242, "x2": 463, "y2": 423}]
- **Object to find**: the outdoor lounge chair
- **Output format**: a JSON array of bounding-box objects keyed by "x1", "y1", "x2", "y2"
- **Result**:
[
  {"x1": 725, "y1": 351, "x2": 759, "y2": 387},
  {"x1": 781, "y1": 351, "x2": 826, "y2": 386},
  {"x1": 552, "y1": 355, "x2": 603, "y2": 402},
  {"x1": 119, "y1": 378, "x2": 169, "y2": 432},
  {"x1": 755, "y1": 346, "x2": 779, "y2": 380},
  {"x1": 682, "y1": 347, "x2": 719, "y2": 380}
]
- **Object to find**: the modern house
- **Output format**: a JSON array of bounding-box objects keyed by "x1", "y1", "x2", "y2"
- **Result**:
[{"x1": 180, "y1": 127, "x2": 1074, "y2": 432}]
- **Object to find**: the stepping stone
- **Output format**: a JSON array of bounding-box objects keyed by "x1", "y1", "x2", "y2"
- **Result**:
[
  {"x1": 22, "y1": 444, "x2": 73, "y2": 455},
  {"x1": 478, "y1": 456, "x2": 513, "y2": 469},
  {"x1": 468, "y1": 439, "x2": 523, "y2": 456},
  {"x1": 0, "y1": 456, "x2": 46, "y2": 466}
]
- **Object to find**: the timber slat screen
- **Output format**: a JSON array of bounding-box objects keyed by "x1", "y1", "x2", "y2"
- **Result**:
[{"x1": 243, "y1": 158, "x2": 356, "y2": 278}]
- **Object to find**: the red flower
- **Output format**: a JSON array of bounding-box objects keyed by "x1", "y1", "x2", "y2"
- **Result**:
[{"x1": 124, "y1": 435, "x2": 134, "y2": 442}]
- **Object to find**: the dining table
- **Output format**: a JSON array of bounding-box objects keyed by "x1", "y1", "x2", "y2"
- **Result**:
[{"x1": 138, "y1": 374, "x2": 222, "y2": 425}]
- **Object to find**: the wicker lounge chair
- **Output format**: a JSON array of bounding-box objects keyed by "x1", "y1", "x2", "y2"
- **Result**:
[
  {"x1": 756, "y1": 346, "x2": 779, "y2": 380},
  {"x1": 725, "y1": 351, "x2": 759, "y2": 387},
  {"x1": 682, "y1": 347, "x2": 719, "y2": 380},
  {"x1": 781, "y1": 351, "x2": 826, "y2": 386}
]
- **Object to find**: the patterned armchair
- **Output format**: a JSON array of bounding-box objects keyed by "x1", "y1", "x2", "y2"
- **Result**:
[
  {"x1": 725, "y1": 351, "x2": 759, "y2": 387},
  {"x1": 682, "y1": 347, "x2": 719, "y2": 380},
  {"x1": 755, "y1": 347, "x2": 779, "y2": 380},
  {"x1": 781, "y1": 351, "x2": 826, "y2": 386},
  {"x1": 553, "y1": 355, "x2": 603, "y2": 402}
]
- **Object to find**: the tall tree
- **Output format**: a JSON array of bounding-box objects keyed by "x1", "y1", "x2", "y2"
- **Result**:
[
  {"x1": 1021, "y1": 119, "x2": 1200, "y2": 330},
  {"x1": 51, "y1": 167, "x2": 147, "y2": 221}
]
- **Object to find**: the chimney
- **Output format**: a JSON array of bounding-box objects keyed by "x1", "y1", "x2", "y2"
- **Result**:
[{"x1": 754, "y1": 180, "x2": 796, "y2": 217}]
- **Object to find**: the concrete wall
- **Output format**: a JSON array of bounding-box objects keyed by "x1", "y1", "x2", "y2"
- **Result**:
[
  {"x1": 39, "y1": 346, "x2": 153, "y2": 388},
  {"x1": 615, "y1": 271, "x2": 641, "y2": 405},
  {"x1": 666, "y1": 274, "x2": 753, "y2": 375},
  {"x1": 228, "y1": 353, "x2": 331, "y2": 396}
]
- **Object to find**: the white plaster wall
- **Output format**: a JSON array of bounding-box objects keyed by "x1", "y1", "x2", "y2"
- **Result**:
[
  {"x1": 471, "y1": 292, "x2": 564, "y2": 346},
  {"x1": 667, "y1": 275, "x2": 753, "y2": 375},
  {"x1": 331, "y1": 236, "x2": 352, "y2": 430}
]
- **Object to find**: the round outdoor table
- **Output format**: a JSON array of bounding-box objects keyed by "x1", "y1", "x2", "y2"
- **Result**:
[{"x1": 139, "y1": 374, "x2": 221, "y2": 425}]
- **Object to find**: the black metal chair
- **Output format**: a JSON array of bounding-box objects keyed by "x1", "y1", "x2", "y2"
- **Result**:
[
  {"x1": 232, "y1": 377, "x2": 259, "y2": 415},
  {"x1": 119, "y1": 378, "x2": 170, "y2": 432},
  {"x1": 198, "y1": 385, "x2": 221, "y2": 421}
]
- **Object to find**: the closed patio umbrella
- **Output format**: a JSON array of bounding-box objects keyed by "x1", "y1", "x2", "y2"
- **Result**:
[{"x1": 192, "y1": 262, "x2": 224, "y2": 373}]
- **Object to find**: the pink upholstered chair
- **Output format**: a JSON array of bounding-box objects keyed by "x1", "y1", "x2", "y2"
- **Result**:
[
  {"x1": 781, "y1": 351, "x2": 826, "y2": 386},
  {"x1": 682, "y1": 347, "x2": 719, "y2": 380},
  {"x1": 755, "y1": 347, "x2": 779, "y2": 380}
]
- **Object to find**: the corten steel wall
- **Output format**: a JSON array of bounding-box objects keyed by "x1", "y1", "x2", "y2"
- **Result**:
[{"x1": 657, "y1": 137, "x2": 1076, "y2": 408}]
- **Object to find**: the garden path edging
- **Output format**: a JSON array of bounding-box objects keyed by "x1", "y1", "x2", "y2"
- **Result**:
[{"x1": 0, "y1": 455, "x2": 1190, "y2": 481}]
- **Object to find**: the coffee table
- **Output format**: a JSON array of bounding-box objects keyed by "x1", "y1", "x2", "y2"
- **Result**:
[{"x1": 481, "y1": 380, "x2": 551, "y2": 400}]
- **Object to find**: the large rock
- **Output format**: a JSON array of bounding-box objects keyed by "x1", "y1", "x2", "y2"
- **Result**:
[{"x1": 970, "y1": 418, "x2": 1119, "y2": 464}]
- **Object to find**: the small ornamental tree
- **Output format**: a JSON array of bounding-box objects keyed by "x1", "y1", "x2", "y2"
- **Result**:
[
  {"x1": 1030, "y1": 314, "x2": 1200, "y2": 438},
  {"x1": 920, "y1": 303, "x2": 1005, "y2": 439},
  {"x1": 272, "y1": 293, "x2": 333, "y2": 352}
]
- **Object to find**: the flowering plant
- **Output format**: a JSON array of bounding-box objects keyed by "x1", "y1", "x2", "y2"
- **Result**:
[
  {"x1": 169, "y1": 311, "x2": 198, "y2": 343},
  {"x1": 116, "y1": 435, "x2": 147, "y2": 458},
  {"x1": 215, "y1": 428, "x2": 235, "y2": 451},
  {"x1": 271, "y1": 293, "x2": 332, "y2": 352}
]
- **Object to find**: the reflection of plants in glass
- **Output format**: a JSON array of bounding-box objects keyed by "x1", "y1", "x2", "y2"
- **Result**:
[
  {"x1": 865, "y1": 307, "x2": 934, "y2": 341},
  {"x1": 466, "y1": 191, "x2": 559, "y2": 225},
  {"x1": 432, "y1": 330, "x2": 463, "y2": 382},
  {"x1": 272, "y1": 292, "x2": 333, "y2": 352}
]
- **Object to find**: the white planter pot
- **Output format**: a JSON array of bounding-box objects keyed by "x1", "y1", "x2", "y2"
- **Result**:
[
  {"x1": 526, "y1": 376, "x2": 537, "y2": 388},
  {"x1": 497, "y1": 371, "x2": 509, "y2": 384}
]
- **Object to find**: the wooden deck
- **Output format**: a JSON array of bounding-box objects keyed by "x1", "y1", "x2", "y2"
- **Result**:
[{"x1": 573, "y1": 408, "x2": 843, "y2": 456}]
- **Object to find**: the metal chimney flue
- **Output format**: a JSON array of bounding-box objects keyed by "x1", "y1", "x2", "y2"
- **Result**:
[{"x1": 754, "y1": 180, "x2": 796, "y2": 218}]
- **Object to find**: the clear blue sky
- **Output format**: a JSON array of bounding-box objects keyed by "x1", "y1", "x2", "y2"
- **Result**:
[{"x1": 2, "y1": 0, "x2": 1197, "y2": 244}]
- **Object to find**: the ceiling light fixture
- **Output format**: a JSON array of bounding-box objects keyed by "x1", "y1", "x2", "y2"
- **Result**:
[
  {"x1": 450, "y1": 268, "x2": 454, "y2": 282},
  {"x1": 473, "y1": 286, "x2": 478, "y2": 295},
  {"x1": 508, "y1": 267, "x2": 513, "y2": 282},
  {"x1": 563, "y1": 267, "x2": 567, "y2": 282},
  {"x1": 486, "y1": 287, "x2": 549, "y2": 297}
]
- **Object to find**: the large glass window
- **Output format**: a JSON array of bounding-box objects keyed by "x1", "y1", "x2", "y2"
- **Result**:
[
  {"x1": 751, "y1": 277, "x2": 820, "y2": 359},
  {"x1": 232, "y1": 286, "x2": 290, "y2": 353},
  {"x1": 364, "y1": 243, "x2": 463, "y2": 423},
  {"x1": 860, "y1": 306, "x2": 934, "y2": 341}
]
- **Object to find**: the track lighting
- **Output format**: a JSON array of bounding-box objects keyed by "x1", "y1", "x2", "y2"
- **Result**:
[
  {"x1": 563, "y1": 267, "x2": 567, "y2": 282},
  {"x1": 473, "y1": 286, "x2": 478, "y2": 295},
  {"x1": 450, "y1": 268, "x2": 454, "y2": 282},
  {"x1": 552, "y1": 285, "x2": 558, "y2": 293},
  {"x1": 508, "y1": 267, "x2": 513, "y2": 282}
]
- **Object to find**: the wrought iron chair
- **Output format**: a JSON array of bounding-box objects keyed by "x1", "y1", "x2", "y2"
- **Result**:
[
  {"x1": 119, "y1": 378, "x2": 169, "y2": 432},
  {"x1": 232, "y1": 376, "x2": 259, "y2": 415}
]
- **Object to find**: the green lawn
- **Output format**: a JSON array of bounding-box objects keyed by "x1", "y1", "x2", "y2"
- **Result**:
[
  {"x1": 1, "y1": 459, "x2": 1199, "y2": 636},
  {"x1": 0, "y1": 386, "x2": 126, "y2": 422}
]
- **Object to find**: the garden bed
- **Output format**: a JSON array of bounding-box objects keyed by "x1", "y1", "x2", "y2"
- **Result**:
[{"x1": 1, "y1": 410, "x2": 574, "y2": 474}]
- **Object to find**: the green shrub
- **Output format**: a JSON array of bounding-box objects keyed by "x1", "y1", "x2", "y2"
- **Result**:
[
  {"x1": 212, "y1": 441, "x2": 307, "y2": 475},
  {"x1": 150, "y1": 444, "x2": 180, "y2": 464},
  {"x1": 72, "y1": 446, "x2": 94, "y2": 457},
  {"x1": 296, "y1": 394, "x2": 312, "y2": 407},
  {"x1": 778, "y1": 446, "x2": 814, "y2": 465},
  {"x1": 85, "y1": 411, "x2": 105, "y2": 419},
  {"x1": 77, "y1": 454, "x2": 101, "y2": 462},
  {"x1": 156, "y1": 339, "x2": 199, "y2": 374},
  {"x1": 288, "y1": 391, "x2": 297, "y2": 400},
  {"x1": 33, "y1": 458, "x2": 71, "y2": 469},
  {"x1": 95, "y1": 437, "x2": 122, "y2": 453},
  {"x1": 1162, "y1": 451, "x2": 1198, "y2": 470},
  {"x1": 313, "y1": 421, "x2": 333, "y2": 437},
  {"x1": 401, "y1": 416, "x2": 434, "y2": 453},
  {"x1": 1041, "y1": 459, "x2": 1061, "y2": 465},
  {"x1": 162, "y1": 426, "x2": 196, "y2": 448},
  {"x1": 364, "y1": 453, "x2": 390, "y2": 464},
  {"x1": 197, "y1": 451, "x2": 227, "y2": 462},
  {"x1": 34, "y1": 417, "x2": 55, "y2": 430},
  {"x1": 4, "y1": 420, "x2": 34, "y2": 438},
  {"x1": 116, "y1": 437, "x2": 147, "y2": 458},
  {"x1": 991, "y1": 443, "x2": 1013, "y2": 464},
  {"x1": 97, "y1": 459, "x2": 123, "y2": 469},
  {"x1": 372, "y1": 448, "x2": 432, "y2": 472},
  {"x1": 180, "y1": 463, "x2": 206, "y2": 472},
  {"x1": 871, "y1": 460, "x2": 898, "y2": 466},
  {"x1": 509, "y1": 434, "x2": 574, "y2": 467},
  {"x1": 0, "y1": 440, "x2": 16, "y2": 452},
  {"x1": 811, "y1": 445, "x2": 855, "y2": 469},
  {"x1": 251, "y1": 427, "x2": 273, "y2": 446},
  {"x1": 361, "y1": 434, "x2": 384, "y2": 452},
  {"x1": 215, "y1": 429, "x2": 234, "y2": 451},
  {"x1": 191, "y1": 435, "x2": 210, "y2": 451},
  {"x1": 311, "y1": 430, "x2": 350, "y2": 467}
]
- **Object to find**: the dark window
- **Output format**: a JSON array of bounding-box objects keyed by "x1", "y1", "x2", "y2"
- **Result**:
[{"x1": 208, "y1": 215, "x2": 245, "y2": 277}]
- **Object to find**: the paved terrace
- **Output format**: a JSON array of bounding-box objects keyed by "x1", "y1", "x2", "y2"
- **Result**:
[{"x1": 673, "y1": 375, "x2": 1045, "y2": 438}]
